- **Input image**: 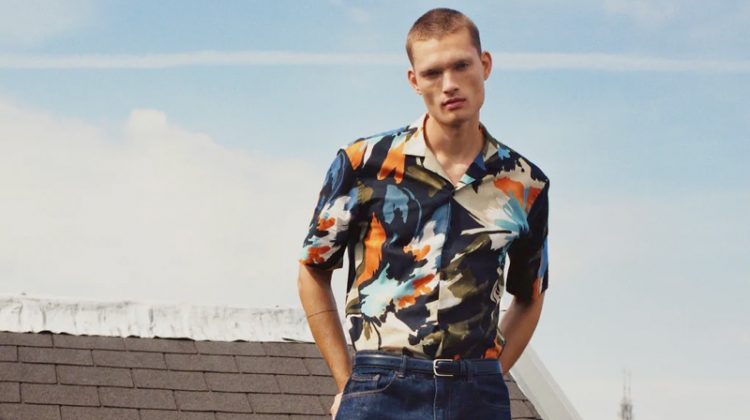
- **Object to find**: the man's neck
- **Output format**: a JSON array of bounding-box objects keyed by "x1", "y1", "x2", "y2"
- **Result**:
[{"x1": 423, "y1": 113, "x2": 484, "y2": 161}]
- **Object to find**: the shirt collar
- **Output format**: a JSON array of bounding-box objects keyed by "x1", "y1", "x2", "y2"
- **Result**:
[
  {"x1": 403, "y1": 113, "x2": 429, "y2": 157},
  {"x1": 403, "y1": 112, "x2": 500, "y2": 165}
]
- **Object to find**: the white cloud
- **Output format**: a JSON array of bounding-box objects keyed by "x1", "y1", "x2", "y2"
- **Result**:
[
  {"x1": 605, "y1": 0, "x2": 678, "y2": 26},
  {"x1": 490, "y1": 52, "x2": 750, "y2": 72},
  {"x1": 564, "y1": 376, "x2": 750, "y2": 420},
  {"x1": 347, "y1": 7, "x2": 371, "y2": 24},
  {"x1": 687, "y1": 1, "x2": 750, "y2": 45},
  {"x1": 0, "y1": 50, "x2": 405, "y2": 68},
  {"x1": 551, "y1": 187, "x2": 749, "y2": 283},
  {"x1": 328, "y1": 0, "x2": 371, "y2": 24},
  {"x1": 0, "y1": 0, "x2": 95, "y2": 46},
  {"x1": 1, "y1": 50, "x2": 749, "y2": 72},
  {"x1": 0, "y1": 98, "x2": 334, "y2": 309}
]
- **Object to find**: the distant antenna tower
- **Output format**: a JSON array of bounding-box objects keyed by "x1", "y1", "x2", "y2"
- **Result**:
[{"x1": 619, "y1": 370, "x2": 633, "y2": 420}]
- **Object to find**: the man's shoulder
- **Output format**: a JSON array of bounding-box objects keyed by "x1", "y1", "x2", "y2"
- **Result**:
[
  {"x1": 488, "y1": 136, "x2": 550, "y2": 188},
  {"x1": 339, "y1": 123, "x2": 416, "y2": 152},
  {"x1": 335, "y1": 121, "x2": 417, "y2": 172}
]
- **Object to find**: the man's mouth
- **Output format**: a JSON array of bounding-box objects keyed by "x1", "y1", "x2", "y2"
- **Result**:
[{"x1": 442, "y1": 97, "x2": 466, "y2": 110}]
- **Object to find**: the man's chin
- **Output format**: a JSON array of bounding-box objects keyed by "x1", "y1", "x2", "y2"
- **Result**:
[{"x1": 433, "y1": 110, "x2": 472, "y2": 127}]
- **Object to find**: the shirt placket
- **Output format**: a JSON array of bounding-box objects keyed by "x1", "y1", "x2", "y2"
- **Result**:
[{"x1": 419, "y1": 147, "x2": 491, "y2": 334}]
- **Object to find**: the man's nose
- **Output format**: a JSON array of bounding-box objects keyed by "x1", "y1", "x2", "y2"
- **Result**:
[{"x1": 442, "y1": 71, "x2": 459, "y2": 94}]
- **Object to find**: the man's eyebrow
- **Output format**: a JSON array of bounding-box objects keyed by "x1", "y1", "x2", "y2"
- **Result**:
[{"x1": 419, "y1": 65, "x2": 442, "y2": 76}]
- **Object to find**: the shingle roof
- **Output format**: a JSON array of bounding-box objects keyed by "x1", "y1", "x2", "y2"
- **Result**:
[{"x1": 0, "y1": 330, "x2": 543, "y2": 419}]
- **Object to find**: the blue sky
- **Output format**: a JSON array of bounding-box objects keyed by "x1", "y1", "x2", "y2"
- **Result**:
[{"x1": 1, "y1": 1, "x2": 748, "y2": 419}]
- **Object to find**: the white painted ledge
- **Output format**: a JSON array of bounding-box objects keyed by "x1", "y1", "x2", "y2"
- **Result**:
[{"x1": 0, "y1": 294, "x2": 324, "y2": 342}]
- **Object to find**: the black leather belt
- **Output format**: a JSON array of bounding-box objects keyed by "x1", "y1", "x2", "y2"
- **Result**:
[{"x1": 353, "y1": 351, "x2": 503, "y2": 378}]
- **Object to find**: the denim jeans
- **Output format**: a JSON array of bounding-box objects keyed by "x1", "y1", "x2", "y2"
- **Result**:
[{"x1": 335, "y1": 351, "x2": 512, "y2": 420}]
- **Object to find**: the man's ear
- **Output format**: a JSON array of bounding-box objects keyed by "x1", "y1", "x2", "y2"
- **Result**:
[
  {"x1": 481, "y1": 51, "x2": 493, "y2": 80},
  {"x1": 407, "y1": 68, "x2": 421, "y2": 95}
]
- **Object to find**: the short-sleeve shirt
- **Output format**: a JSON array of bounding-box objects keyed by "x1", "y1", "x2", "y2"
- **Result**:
[{"x1": 299, "y1": 113, "x2": 550, "y2": 360}]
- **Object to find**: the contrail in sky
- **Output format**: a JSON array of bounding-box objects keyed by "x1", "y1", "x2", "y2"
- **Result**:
[{"x1": 0, "y1": 50, "x2": 749, "y2": 72}]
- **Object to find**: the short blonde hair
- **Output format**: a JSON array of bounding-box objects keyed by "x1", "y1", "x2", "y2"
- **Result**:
[{"x1": 406, "y1": 8, "x2": 482, "y2": 65}]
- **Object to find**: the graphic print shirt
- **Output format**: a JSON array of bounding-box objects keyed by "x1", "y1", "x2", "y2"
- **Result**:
[{"x1": 299, "y1": 113, "x2": 550, "y2": 360}]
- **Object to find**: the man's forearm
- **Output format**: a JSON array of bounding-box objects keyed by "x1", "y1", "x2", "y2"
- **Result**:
[
  {"x1": 498, "y1": 292, "x2": 545, "y2": 374},
  {"x1": 297, "y1": 263, "x2": 352, "y2": 392}
]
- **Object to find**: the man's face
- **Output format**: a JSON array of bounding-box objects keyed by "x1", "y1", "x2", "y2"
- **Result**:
[{"x1": 407, "y1": 28, "x2": 492, "y2": 127}]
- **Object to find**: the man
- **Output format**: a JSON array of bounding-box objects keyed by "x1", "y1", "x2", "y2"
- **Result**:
[{"x1": 298, "y1": 8, "x2": 549, "y2": 420}]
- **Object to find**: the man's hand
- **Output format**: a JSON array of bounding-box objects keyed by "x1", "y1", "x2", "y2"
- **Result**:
[{"x1": 330, "y1": 391, "x2": 344, "y2": 419}]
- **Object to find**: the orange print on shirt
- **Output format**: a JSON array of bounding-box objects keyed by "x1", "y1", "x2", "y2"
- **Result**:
[
  {"x1": 526, "y1": 186, "x2": 543, "y2": 212},
  {"x1": 355, "y1": 213, "x2": 386, "y2": 287},
  {"x1": 482, "y1": 340, "x2": 504, "y2": 360},
  {"x1": 316, "y1": 216, "x2": 335, "y2": 231},
  {"x1": 344, "y1": 140, "x2": 367, "y2": 170},
  {"x1": 403, "y1": 244, "x2": 431, "y2": 261},
  {"x1": 378, "y1": 141, "x2": 406, "y2": 184},
  {"x1": 493, "y1": 177, "x2": 524, "y2": 205},
  {"x1": 495, "y1": 177, "x2": 545, "y2": 212},
  {"x1": 301, "y1": 246, "x2": 331, "y2": 265},
  {"x1": 396, "y1": 274, "x2": 434, "y2": 308}
]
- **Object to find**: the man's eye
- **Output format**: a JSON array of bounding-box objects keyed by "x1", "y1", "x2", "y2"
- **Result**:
[
  {"x1": 455, "y1": 62, "x2": 469, "y2": 70},
  {"x1": 424, "y1": 71, "x2": 439, "y2": 78}
]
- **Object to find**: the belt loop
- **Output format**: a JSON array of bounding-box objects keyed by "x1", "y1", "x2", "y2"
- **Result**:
[
  {"x1": 397, "y1": 353, "x2": 407, "y2": 378},
  {"x1": 465, "y1": 359, "x2": 473, "y2": 382}
]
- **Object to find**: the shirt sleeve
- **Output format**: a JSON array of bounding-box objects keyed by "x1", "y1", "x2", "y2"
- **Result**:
[
  {"x1": 298, "y1": 148, "x2": 359, "y2": 271},
  {"x1": 506, "y1": 180, "x2": 550, "y2": 301}
]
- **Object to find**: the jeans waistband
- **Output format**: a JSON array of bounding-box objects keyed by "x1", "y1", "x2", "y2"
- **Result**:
[{"x1": 353, "y1": 351, "x2": 503, "y2": 378}]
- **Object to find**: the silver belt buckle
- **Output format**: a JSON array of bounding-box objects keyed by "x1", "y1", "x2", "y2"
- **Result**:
[{"x1": 432, "y1": 359, "x2": 455, "y2": 377}]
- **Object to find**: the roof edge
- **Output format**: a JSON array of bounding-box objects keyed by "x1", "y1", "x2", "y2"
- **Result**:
[
  {"x1": 510, "y1": 345, "x2": 583, "y2": 420},
  {"x1": 0, "y1": 293, "x2": 324, "y2": 342}
]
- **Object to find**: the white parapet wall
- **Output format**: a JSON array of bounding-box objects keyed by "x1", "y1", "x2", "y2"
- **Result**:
[
  {"x1": 0, "y1": 294, "x2": 321, "y2": 342},
  {"x1": 0, "y1": 293, "x2": 580, "y2": 419}
]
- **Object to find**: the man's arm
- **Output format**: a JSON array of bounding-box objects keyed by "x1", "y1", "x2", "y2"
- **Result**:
[
  {"x1": 498, "y1": 291, "x2": 545, "y2": 374},
  {"x1": 297, "y1": 263, "x2": 352, "y2": 392}
]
